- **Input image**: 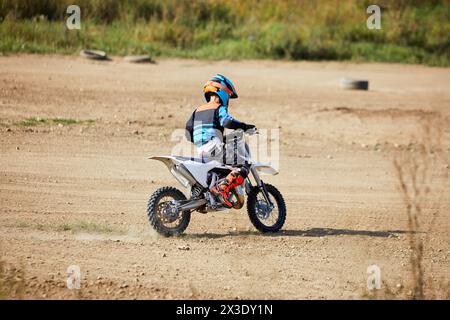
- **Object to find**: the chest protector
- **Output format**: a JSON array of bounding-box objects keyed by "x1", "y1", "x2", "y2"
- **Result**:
[
  {"x1": 194, "y1": 102, "x2": 221, "y2": 127},
  {"x1": 185, "y1": 102, "x2": 224, "y2": 144}
]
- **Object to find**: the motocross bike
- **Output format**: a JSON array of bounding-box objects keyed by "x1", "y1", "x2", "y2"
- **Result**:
[{"x1": 147, "y1": 129, "x2": 286, "y2": 237}]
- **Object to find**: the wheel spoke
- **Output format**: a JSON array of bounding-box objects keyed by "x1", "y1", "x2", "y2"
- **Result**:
[
  {"x1": 255, "y1": 191, "x2": 280, "y2": 228},
  {"x1": 147, "y1": 187, "x2": 191, "y2": 237}
]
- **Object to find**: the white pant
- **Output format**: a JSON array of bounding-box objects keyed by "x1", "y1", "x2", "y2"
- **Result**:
[{"x1": 197, "y1": 137, "x2": 223, "y2": 163}]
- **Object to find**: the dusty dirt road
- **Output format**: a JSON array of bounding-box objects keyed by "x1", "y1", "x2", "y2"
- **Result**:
[{"x1": 0, "y1": 55, "x2": 449, "y2": 299}]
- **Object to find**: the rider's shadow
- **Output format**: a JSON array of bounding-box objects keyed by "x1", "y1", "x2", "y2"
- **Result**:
[{"x1": 186, "y1": 228, "x2": 416, "y2": 239}]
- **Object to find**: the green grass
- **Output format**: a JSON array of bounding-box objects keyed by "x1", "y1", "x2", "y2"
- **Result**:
[
  {"x1": 0, "y1": 0, "x2": 449, "y2": 66},
  {"x1": 55, "y1": 221, "x2": 119, "y2": 234},
  {"x1": 6, "y1": 220, "x2": 123, "y2": 234},
  {"x1": 7, "y1": 221, "x2": 32, "y2": 229},
  {"x1": 13, "y1": 117, "x2": 95, "y2": 127}
]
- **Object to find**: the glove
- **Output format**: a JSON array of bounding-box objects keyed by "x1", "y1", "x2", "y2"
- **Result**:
[{"x1": 243, "y1": 123, "x2": 256, "y2": 131}]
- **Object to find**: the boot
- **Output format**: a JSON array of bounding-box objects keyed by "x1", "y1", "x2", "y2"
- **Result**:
[{"x1": 211, "y1": 171, "x2": 244, "y2": 208}]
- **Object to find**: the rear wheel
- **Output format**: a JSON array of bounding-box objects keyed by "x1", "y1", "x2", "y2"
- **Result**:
[
  {"x1": 147, "y1": 186, "x2": 190, "y2": 237},
  {"x1": 247, "y1": 184, "x2": 286, "y2": 233}
]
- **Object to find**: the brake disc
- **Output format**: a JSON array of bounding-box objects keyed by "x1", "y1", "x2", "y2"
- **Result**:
[
  {"x1": 158, "y1": 201, "x2": 180, "y2": 223},
  {"x1": 256, "y1": 200, "x2": 271, "y2": 220}
]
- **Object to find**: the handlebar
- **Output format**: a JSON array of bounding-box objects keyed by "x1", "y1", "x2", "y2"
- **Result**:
[
  {"x1": 246, "y1": 127, "x2": 258, "y2": 135},
  {"x1": 224, "y1": 127, "x2": 258, "y2": 145},
  {"x1": 228, "y1": 127, "x2": 258, "y2": 135}
]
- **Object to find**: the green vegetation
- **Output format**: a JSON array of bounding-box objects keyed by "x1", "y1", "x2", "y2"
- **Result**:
[
  {"x1": 8, "y1": 219, "x2": 123, "y2": 234},
  {"x1": 13, "y1": 117, "x2": 95, "y2": 127},
  {"x1": 55, "y1": 221, "x2": 119, "y2": 234},
  {"x1": 0, "y1": 0, "x2": 449, "y2": 65}
]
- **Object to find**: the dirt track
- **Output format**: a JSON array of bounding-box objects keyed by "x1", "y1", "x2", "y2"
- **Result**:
[{"x1": 1, "y1": 55, "x2": 449, "y2": 299}]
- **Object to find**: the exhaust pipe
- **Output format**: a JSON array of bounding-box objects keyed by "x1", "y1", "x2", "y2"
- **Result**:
[{"x1": 176, "y1": 164, "x2": 198, "y2": 185}]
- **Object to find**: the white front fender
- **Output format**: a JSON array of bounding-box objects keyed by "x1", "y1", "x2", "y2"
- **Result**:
[{"x1": 253, "y1": 162, "x2": 278, "y2": 175}]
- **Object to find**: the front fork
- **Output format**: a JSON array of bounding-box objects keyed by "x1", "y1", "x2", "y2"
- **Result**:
[{"x1": 246, "y1": 166, "x2": 274, "y2": 208}]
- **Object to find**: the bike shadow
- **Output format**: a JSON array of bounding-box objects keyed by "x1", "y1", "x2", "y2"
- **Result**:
[{"x1": 186, "y1": 227, "x2": 416, "y2": 239}]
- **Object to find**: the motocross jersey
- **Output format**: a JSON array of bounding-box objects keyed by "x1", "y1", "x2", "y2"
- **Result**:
[{"x1": 185, "y1": 102, "x2": 244, "y2": 148}]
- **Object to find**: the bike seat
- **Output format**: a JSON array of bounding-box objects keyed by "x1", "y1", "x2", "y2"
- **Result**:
[{"x1": 174, "y1": 156, "x2": 205, "y2": 163}]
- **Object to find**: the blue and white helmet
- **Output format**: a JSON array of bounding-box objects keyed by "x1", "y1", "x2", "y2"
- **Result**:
[{"x1": 203, "y1": 74, "x2": 238, "y2": 106}]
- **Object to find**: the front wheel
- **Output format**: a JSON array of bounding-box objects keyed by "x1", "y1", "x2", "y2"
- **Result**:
[
  {"x1": 147, "y1": 186, "x2": 190, "y2": 237},
  {"x1": 247, "y1": 184, "x2": 286, "y2": 233}
]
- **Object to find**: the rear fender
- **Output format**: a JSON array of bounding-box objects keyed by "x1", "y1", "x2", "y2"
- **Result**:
[{"x1": 149, "y1": 156, "x2": 197, "y2": 188}]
